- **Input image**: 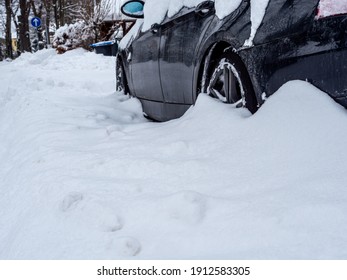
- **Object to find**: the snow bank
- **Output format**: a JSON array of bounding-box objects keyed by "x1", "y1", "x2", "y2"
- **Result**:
[{"x1": 1, "y1": 49, "x2": 347, "y2": 259}]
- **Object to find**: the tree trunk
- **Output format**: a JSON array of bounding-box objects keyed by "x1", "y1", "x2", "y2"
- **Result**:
[
  {"x1": 58, "y1": 0, "x2": 64, "y2": 27},
  {"x1": 44, "y1": 0, "x2": 52, "y2": 45},
  {"x1": 5, "y1": 0, "x2": 13, "y2": 59},
  {"x1": 53, "y1": 0, "x2": 59, "y2": 29},
  {"x1": 18, "y1": 0, "x2": 31, "y2": 53}
]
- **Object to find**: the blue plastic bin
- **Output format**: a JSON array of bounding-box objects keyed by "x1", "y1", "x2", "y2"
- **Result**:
[{"x1": 90, "y1": 41, "x2": 118, "y2": 56}]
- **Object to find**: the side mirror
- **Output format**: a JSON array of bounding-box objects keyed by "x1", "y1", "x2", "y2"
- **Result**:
[
  {"x1": 195, "y1": 1, "x2": 215, "y2": 16},
  {"x1": 121, "y1": 0, "x2": 145, "y2": 19}
]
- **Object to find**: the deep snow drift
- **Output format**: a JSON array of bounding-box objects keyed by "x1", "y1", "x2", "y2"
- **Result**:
[{"x1": 0, "y1": 49, "x2": 347, "y2": 259}]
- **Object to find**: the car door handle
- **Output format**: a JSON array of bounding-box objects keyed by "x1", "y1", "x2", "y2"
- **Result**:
[{"x1": 151, "y1": 23, "x2": 160, "y2": 34}]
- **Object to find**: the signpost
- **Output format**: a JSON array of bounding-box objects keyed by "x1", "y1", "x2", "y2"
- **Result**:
[
  {"x1": 31, "y1": 17, "x2": 42, "y2": 28},
  {"x1": 30, "y1": 17, "x2": 43, "y2": 51}
]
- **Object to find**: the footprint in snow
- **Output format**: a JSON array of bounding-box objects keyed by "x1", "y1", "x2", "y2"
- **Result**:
[
  {"x1": 106, "y1": 125, "x2": 125, "y2": 136},
  {"x1": 60, "y1": 194, "x2": 123, "y2": 232},
  {"x1": 60, "y1": 192, "x2": 84, "y2": 212},
  {"x1": 80, "y1": 202, "x2": 124, "y2": 232},
  {"x1": 99, "y1": 211, "x2": 124, "y2": 233},
  {"x1": 107, "y1": 236, "x2": 141, "y2": 257},
  {"x1": 162, "y1": 191, "x2": 207, "y2": 225}
]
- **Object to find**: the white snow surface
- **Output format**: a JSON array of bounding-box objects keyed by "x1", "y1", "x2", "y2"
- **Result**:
[
  {"x1": 318, "y1": 0, "x2": 347, "y2": 18},
  {"x1": 244, "y1": 0, "x2": 269, "y2": 46},
  {"x1": 1, "y1": 49, "x2": 347, "y2": 259},
  {"x1": 215, "y1": 0, "x2": 243, "y2": 19}
]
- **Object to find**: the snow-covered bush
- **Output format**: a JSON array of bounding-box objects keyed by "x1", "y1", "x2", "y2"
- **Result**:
[{"x1": 52, "y1": 21, "x2": 94, "y2": 54}]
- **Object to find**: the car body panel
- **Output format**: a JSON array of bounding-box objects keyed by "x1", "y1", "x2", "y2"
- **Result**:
[
  {"x1": 129, "y1": 25, "x2": 163, "y2": 101},
  {"x1": 254, "y1": 0, "x2": 319, "y2": 44}
]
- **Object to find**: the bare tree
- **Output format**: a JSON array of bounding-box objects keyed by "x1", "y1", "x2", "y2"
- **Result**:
[
  {"x1": 18, "y1": 0, "x2": 31, "y2": 52},
  {"x1": 80, "y1": 0, "x2": 112, "y2": 42},
  {"x1": 10, "y1": 1, "x2": 20, "y2": 42},
  {"x1": 42, "y1": 0, "x2": 51, "y2": 44},
  {"x1": 5, "y1": 0, "x2": 13, "y2": 58}
]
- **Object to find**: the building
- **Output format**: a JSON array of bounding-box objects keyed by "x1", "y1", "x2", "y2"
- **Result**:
[{"x1": 12, "y1": 38, "x2": 18, "y2": 52}]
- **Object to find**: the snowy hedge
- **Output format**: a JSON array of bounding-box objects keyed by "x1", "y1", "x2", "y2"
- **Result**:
[{"x1": 52, "y1": 21, "x2": 94, "y2": 54}]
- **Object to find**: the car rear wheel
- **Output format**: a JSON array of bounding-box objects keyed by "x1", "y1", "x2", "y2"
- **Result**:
[{"x1": 206, "y1": 50, "x2": 258, "y2": 113}]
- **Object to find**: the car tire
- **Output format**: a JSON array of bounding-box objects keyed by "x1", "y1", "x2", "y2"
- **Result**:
[
  {"x1": 206, "y1": 50, "x2": 258, "y2": 113},
  {"x1": 116, "y1": 56, "x2": 129, "y2": 94}
]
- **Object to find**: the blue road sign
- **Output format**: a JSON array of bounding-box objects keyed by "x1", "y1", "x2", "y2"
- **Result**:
[{"x1": 31, "y1": 17, "x2": 42, "y2": 28}]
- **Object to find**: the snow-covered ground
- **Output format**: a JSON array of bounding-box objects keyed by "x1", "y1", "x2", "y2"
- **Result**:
[{"x1": 0, "y1": 49, "x2": 347, "y2": 260}]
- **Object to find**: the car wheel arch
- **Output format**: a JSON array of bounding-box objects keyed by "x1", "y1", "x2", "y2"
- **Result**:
[
  {"x1": 194, "y1": 41, "x2": 231, "y2": 99},
  {"x1": 194, "y1": 41, "x2": 259, "y2": 113}
]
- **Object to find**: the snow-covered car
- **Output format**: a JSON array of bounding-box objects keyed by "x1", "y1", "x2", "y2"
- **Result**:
[{"x1": 116, "y1": 0, "x2": 347, "y2": 121}]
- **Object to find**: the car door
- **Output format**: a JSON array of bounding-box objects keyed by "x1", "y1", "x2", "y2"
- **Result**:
[
  {"x1": 129, "y1": 26, "x2": 164, "y2": 102},
  {"x1": 158, "y1": 3, "x2": 215, "y2": 104}
]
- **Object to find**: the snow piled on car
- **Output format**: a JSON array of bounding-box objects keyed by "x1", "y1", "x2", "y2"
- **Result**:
[
  {"x1": 215, "y1": 0, "x2": 243, "y2": 19},
  {"x1": 317, "y1": 0, "x2": 347, "y2": 18},
  {"x1": 1, "y1": 49, "x2": 347, "y2": 259},
  {"x1": 244, "y1": 0, "x2": 270, "y2": 46},
  {"x1": 142, "y1": 0, "x2": 209, "y2": 30},
  {"x1": 140, "y1": 0, "x2": 269, "y2": 46}
]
